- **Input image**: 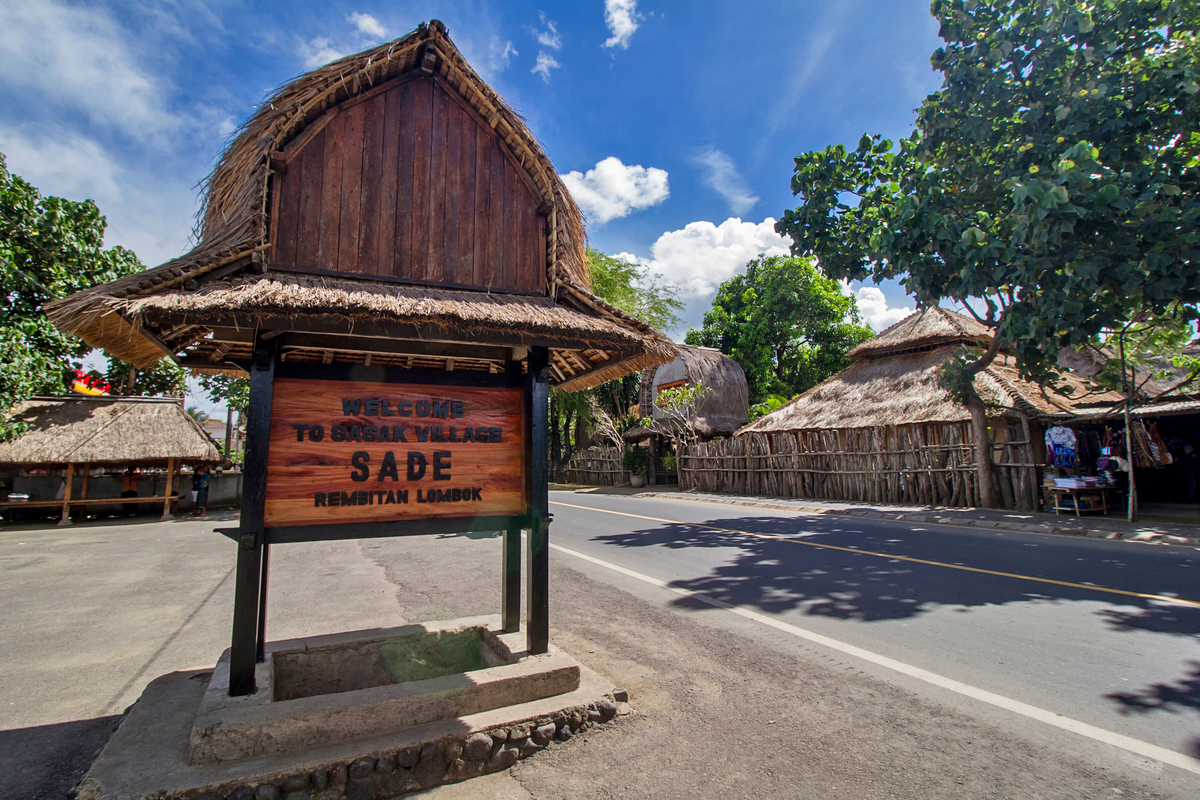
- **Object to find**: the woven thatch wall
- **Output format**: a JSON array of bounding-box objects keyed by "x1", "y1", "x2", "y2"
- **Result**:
[
  {"x1": 0, "y1": 396, "x2": 222, "y2": 468},
  {"x1": 681, "y1": 419, "x2": 1041, "y2": 511}
]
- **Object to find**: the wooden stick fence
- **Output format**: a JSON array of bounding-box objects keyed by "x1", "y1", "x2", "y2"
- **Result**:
[
  {"x1": 564, "y1": 446, "x2": 624, "y2": 486},
  {"x1": 679, "y1": 420, "x2": 1040, "y2": 510}
]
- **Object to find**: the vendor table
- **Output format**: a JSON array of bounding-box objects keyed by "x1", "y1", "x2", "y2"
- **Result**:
[{"x1": 1048, "y1": 486, "x2": 1118, "y2": 517}]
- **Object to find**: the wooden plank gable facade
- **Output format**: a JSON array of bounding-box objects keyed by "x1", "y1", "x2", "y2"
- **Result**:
[{"x1": 269, "y1": 73, "x2": 548, "y2": 294}]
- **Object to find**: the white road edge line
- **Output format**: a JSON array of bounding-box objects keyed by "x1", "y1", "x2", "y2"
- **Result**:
[{"x1": 550, "y1": 541, "x2": 1200, "y2": 776}]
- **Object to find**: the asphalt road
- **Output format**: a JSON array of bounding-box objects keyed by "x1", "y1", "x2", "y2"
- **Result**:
[
  {"x1": 4, "y1": 494, "x2": 1200, "y2": 799},
  {"x1": 546, "y1": 491, "x2": 1200, "y2": 764}
]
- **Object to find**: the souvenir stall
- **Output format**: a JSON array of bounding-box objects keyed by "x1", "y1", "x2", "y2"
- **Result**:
[
  {"x1": 1125, "y1": 404, "x2": 1200, "y2": 510},
  {"x1": 1042, "y1": 423, "x2": 1127, "y2": 516}
]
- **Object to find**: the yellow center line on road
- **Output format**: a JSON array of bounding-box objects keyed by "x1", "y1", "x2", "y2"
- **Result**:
[{"x1": 550, "y1": 500, "x2": 1200, "y2": 608}]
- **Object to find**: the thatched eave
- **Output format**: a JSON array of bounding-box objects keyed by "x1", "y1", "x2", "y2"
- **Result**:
[
  {"x1": 847, "y1": 306, "x2": 992, "y2": 361},
  {"x1": 0, "y1": 396, "x2": 223, "y2": 469},
  {"x1": 737, "y1": 345, "x2": 1124, "y2": 435}
]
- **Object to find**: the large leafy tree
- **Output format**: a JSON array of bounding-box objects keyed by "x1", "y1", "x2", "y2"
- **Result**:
[
  {"x1": 776, "y1": 0, "x2": 1200, "y2": 506},
  {"x1": 0, "y1": 154, "x2": 144, "y2": 439},
  {"x1": 548, "y1": 248, "x2": 683, "y2": 480},
  {"x1": 685, "y1": 256, "x2": 874, "y2": 404}
]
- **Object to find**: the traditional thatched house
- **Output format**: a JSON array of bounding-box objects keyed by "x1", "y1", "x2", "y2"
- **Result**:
[
  {"x1": 45, "y1": 21, "x2": 674, "y2": 388},
  {"x1": 635, "y1": 345, "x2": 749, "y2": 437},
  {"x1": 682, "y1": 308, "x2": 1122, "y2": 510},
  {"x1": 624, "y1": 344, "x2": 749, "y2": 483},
  {"x1": 0, "y1": 395, "x2": 222, "y2": 523}
]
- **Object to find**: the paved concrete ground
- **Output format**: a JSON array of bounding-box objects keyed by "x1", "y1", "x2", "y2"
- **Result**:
[{"x1": 2, "y1": 504, "x2": 1197, "y2": 799}]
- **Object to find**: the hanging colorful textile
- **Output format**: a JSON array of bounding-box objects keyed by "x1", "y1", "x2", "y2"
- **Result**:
[
  {"x1": 1130, "y1": 421, "x2": 1156, "y2": 469},
  {"x1": 1045, "y1": 426, "x2": 1077, "y2": 467}
]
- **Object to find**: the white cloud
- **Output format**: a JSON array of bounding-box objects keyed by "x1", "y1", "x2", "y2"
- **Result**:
[
  {"x1": 532, "y1": 52, "x2": 561, "y2": 82},
  {"x1": 560, "y1": 156, "x2": 669, "y2": 224},
  {"x1": 854, "y1": 286, "x2": 913, "y2": 331},
  {"x1": 626, "y1": 217, "x2": 790, "y2": 299},
  {"x1": 348, "y1": 12, "x2": 386, "y2": 39},
  {"x1": 301, "y1": 11, "x2": 391, "y2": 69},
  {"x1": 0, "y1": 124, "x2": 197, "y2": 267},
  {"x1": 0, "y1": 0, "x2": 177, "y2": 143},
  {"x1": 693, "y1": 147, "x2": 759, "y2": 215},
  {"x1": 301, "y1": 37, "x2": 348, "y2": 69},
  {"x1": 603, "y1": 0, "x2": 641, "y2": 49},
  {"x1": 535, "y1": 15, "x2": 562, "y2": 49}
]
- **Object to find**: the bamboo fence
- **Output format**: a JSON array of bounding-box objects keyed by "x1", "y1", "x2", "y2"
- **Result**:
[
  {"x1": 565, "y1": 446, "x2": 624, "y2": 487},
  {"x1": 680, "y1": 420, "x2": 1040, "y2": 510}
]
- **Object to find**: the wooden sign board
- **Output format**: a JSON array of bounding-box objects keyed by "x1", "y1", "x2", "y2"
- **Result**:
[{"x1": 264, "y1": 377, "x2": 526, "y2": 527}]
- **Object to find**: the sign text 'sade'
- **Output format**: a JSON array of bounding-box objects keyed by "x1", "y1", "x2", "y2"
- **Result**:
[{"x1": 265, "y1": 378, "x2": 525, "y2": 526}]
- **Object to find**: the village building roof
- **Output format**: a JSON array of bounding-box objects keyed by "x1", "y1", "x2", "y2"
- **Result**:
[
  {"x1": 0, "y1": 396, "x2": 223, "y2": 469},
  {"x1": 628, "y1": 345, "x2": 749, "y2": 440},
  {"x1": 45, "y1": 21, "x2": 674, "y2": 390},
  {"x1": 738, "y1": 308, "x2": 1124, "y2": 435}
]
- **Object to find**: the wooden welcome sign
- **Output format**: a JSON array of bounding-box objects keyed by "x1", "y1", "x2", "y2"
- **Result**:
[{"x1": 265, "y1": 377, "x2": 526, "y2": 526}]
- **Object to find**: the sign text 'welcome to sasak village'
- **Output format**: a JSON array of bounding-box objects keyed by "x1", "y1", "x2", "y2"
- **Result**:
[{"x1": 265, "y1": 378, "x2": 525, "y2": 526}]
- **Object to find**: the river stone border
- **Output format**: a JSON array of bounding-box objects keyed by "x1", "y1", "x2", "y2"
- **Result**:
[{"x1": 150, "y1": 695, "x2": 623, "y2": 800}]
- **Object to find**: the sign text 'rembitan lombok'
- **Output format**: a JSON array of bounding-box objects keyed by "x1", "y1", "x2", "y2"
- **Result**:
[{"x1": 265, "y1": 378, "x2": 525, "y2": 526}]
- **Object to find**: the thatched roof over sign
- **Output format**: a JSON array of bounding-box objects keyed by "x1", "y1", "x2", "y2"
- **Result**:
[
  {"x1": 45, "y1": 20, "x2": 674, "y2": 391},
  {"x1": 847, "y1": 306, "x2": 991, "y2": 361},
  {"x1": 0, "y1": 396, "x2": 223, "y2": 468},
  {"x1": 737, "y1": 345, "x2": 1121, "y2": 434},
  {"x1": 630, "y1": 345, "x2": 749, "y2": 440}
]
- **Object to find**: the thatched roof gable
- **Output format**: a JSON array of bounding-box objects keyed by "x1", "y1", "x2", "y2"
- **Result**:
[
  {"x1": 0, "y1": 396, "x2": 223, "y2": 468},
  {"x1": 847, "y1": 306, "x2": 991, "y2": 361},
  {"x1": 737, "y1": 345, "x2": 1122, "y2": 435},
  {"x1": 45, "y1": 20, "x2": 674, "y2": 390},
  {"x1": 632, "y1": 345, "x2": 749, "y2": 439}
]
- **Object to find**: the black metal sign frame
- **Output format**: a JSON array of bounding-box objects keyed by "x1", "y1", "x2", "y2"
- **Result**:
[{"x1": 223, "y1": 332, "x2": 550, "y2": 696}]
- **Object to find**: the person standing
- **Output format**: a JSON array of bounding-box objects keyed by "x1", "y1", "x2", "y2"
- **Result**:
[{"x1": 192, "y1": 465, "x2": 211, "y2": 517}]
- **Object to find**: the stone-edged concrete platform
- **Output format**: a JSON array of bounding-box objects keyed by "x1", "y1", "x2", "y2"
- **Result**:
[
  {"x1": 78, "y1": 619, "x2": 625, "y2": 800},
  {"x1": 190, "y1": 617, "x2": 581, "y2": 764}
]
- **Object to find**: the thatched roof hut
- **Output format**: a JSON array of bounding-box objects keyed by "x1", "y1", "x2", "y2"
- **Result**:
[
  {"x1": 0, "y1": 396, "x2": 222, "y2": 469},
  {"x1": 739, "y1": 307, "x2": 1120, "y2": 435},
  {"x1": 46, "y1": 20, "x2": 674, "y2": 389},
  {"x1": 630, "y1": 345, "x2": 749, "y2": 441}
]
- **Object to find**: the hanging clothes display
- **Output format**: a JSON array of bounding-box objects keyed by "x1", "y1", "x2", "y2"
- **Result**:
[
  {"x1": 1131, "y1": 421, "x2": 1156, "y2": 469},
  {"x1": 1046, "y1": 426, "x2": 1077, "y2": 467}
]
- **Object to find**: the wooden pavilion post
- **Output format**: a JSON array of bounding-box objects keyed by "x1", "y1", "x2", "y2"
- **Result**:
[
  {"x1": 526, "y1": 346, "x2": 550, "y2": 654},
  {"x1": 161, "y1": 458, "x2": 177, "y2": 520},
  {"x1": 58, "y1": 462, "x2": 75, "y2": 527},
  {"x1": 79, "y1": 465, "x2": 90, "y2": 522}
]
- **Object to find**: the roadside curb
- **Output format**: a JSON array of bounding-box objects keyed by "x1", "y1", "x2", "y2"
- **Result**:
[{"x1": 631, "y1": 492, "x2": 1200, "y2": 549}]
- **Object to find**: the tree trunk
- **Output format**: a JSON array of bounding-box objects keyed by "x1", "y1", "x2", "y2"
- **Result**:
[
  {"x1": 550, "y1": 403, "x2": 563, "y2": 482},
  {"x1": 967, "y1": 393, "x2": 998, "y2": 508}
]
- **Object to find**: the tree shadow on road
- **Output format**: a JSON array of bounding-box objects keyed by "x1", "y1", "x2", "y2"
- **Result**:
[
  {"x1": 594, "y1": 514, "x2": 1200, "y2": 630},
  {"x1": 593, "y1": 513, "x2": 1200, "y2": 726}
]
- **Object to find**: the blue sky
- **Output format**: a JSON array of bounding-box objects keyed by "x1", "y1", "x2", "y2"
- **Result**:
[{"x1": 0, "y1": 0, "x2": 945, "y2": 414}]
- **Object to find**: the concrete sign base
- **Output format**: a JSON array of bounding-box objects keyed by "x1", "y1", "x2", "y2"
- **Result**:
[{"x1": 77, "y1": 619, "x2": 625, "y2": 800}]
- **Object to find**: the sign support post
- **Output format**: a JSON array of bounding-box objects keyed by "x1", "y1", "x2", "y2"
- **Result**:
[
  {"x1": 526, "y1": 347, "x2": 550, "y2": 654},
  {"x1": 230, "y1": 334, "x2": 276, "y2": 696}
]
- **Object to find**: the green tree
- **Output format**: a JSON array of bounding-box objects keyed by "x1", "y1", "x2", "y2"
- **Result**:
[
  {"x1": 102, "y1": 357, "x2": 188, "y2": 397},
  {"x1": 586, "y1": 247, "x2": 683, "y2": 331},
  {"x1": 198, "y1": 374, "x2": 251, "y2": 413},
  {"x1": 548, "y1": 248, "x2": 684, "y2": 480},
  {"x1": 0, "y1": 153, "x2": 144, "y2": 439},
  {"x1": 685, "y1": 256, "x2": 873, "y2": 404},
  {"x1": 775, "y1": 0, "x2": 1200, "y2": 506}
]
